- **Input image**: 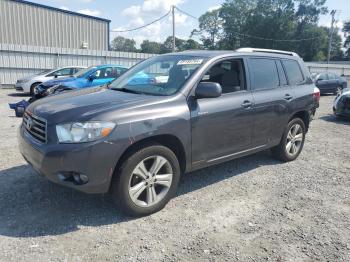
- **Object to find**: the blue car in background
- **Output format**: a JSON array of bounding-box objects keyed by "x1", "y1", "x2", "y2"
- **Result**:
[{"x1": 34, "y1": 64, "x2": 128, "y2": 97}]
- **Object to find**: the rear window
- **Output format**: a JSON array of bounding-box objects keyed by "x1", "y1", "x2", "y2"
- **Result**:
[
  {"x1": 282, "y1": 60, "x2": 304, "y2": 85},
  {"x1": 249, "y1": 58, "x2": 279, "y2": 90}
]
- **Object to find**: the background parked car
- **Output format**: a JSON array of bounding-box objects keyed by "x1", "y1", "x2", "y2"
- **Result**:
[
  {"x1": 311, "y1": 72, "x2": 347, "y2": 95},
  {"x1": 333, "y1": 87, "x2": 350, "y2": 118},
  {"x1": 34, "y1": 64, "x2": 128, "y2": 98},
  {"x1": 15, "y1": 66, "x2": 86, "y2": 94}
]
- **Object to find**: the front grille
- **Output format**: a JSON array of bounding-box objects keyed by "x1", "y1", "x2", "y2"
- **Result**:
[{"x1": 23, "y1": 112, "x2": 47, "y2": 143}]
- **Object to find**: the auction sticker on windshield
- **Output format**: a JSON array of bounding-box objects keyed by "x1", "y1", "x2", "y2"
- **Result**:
[{"x1": 177, "y1": 59, "x2": 203, "y2": 65}]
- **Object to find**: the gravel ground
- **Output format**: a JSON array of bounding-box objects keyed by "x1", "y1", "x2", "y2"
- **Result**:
[{"x1": 0, "y1": 88, "x2": 349, "y2": 262}]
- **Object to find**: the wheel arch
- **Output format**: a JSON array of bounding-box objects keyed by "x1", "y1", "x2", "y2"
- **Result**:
[
  {"x1": 289, "y1": 110, "x2": 310, "y2": 132},
  {"x1": 113, "y1": 134, "x2": 187, "y2": 180},
  {"x1": 30, "y1": 82, "x2": 42, "y2": 94}
]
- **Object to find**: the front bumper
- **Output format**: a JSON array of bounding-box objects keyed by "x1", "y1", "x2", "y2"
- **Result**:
[
  {"x1": 15, "y1": 83, "x2": 24, "y2": 91},
  {"x1": 15, "y1": 82, "x2": 31, "y2": 93},
  {"x1": 18, "y1": 125, "x2": 121, "y2": 194}
]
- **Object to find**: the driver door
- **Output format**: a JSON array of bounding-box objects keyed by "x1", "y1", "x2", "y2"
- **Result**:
[{"x1": 190, "y1": 58, "x2": 254, "y2": 167}]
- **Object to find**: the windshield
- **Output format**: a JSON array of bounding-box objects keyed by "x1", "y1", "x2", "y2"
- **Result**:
[
  {"x1": 35, "y1": 69, "x2": 52, "y2": 76},
  {"x1": 109, "y1": 55, "x2": 206, "y2": 96},
  {"x1": 73, "y1": 66, "x2": 97, "y2": 78}
]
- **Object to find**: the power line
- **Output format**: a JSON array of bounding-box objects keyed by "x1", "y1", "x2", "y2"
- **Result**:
[
  {"x1": 110, "y1": 9, "x2": 171, "y2": 33},
  {"x1": 233, "y1": 33, "x2": 323, "y2": 42},
  {"x1": 110, "y1": 5, "x2": 325, "y2": 43},
  {"x1": 175, "y1": 6, "x2": 198, "y2": 20}
]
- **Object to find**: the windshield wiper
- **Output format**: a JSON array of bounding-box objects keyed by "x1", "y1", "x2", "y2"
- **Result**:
[{"x1": 111, "y1": 87, "x2": 145, "y2": 95}]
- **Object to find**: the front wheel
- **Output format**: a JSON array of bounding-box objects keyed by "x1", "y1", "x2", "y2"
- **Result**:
[
  {"x1": 30, "y1": 82, "x2": 41, "y2": 95},
  {"x1": 111, "y1": 144, "x2": 180, "y2": 216},
  {"x1": 272, "y1": 118, "x2": 306, "y2": 162}
]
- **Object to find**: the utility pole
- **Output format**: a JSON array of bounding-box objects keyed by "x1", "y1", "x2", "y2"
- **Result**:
[
  {"x1": 172, "y1": 5, "x2": 175, "y2": 52},
  {"x1": 327, "y1": 10, "x2": 336, "y2": 64}
]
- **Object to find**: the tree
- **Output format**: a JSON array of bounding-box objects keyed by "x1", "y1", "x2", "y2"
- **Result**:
[
  {"x1": 193, "y1": 0, "x2": 342, "y2": 61},
  {"x1": 160, "y1": 36, "x2": 200, "y2": 53},
  {"x1": 191, "y1": 9, "x2": 223, "y2": 49},
  {"x1": 183, "y1": 39, "x2": 202, "y2": 50},
  {"x1": 140, "y1": 40, "x2": 162, "y2": 54},
  {"x1": 110, "y1": 36, "x2": 137, "y2": 52},
  {"x1": 343, "y1": 21, "x2": 350, "y2": 58}
]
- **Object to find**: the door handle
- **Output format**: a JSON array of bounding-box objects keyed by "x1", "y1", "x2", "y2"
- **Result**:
[
  {"x1": 284, "y1": 94, "x2": 293, "y2": 101},
  {"x1": 241, "y1": 100, "x2": 252, "y2": 108}
]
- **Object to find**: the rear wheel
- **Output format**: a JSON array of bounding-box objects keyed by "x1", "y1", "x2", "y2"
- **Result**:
[
  {"x1": 272, "y1": 118, "x2": 306, "y2": 162},
  {"x1": 111, "y1": 144, "x2": 180, "y2": 216}
]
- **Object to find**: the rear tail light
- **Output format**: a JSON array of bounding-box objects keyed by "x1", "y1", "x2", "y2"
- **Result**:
[{"x1": 313, "y1": 87, "x2": 320, "y2": 103}]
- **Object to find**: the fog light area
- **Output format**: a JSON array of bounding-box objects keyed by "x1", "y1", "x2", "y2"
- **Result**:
[{"x1": 57, "y1": 172, "x2": 89, "y2": 185}]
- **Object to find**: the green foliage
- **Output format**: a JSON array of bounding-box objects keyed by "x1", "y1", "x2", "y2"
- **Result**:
[
  {"x1": 110, "y1": 36, "x2": 138, "y2": 52},
  {"x1": 140, "y1": 40, "x2": 162, "y2": 54},
  {"x1": 191, "y1": 9, "x2": 223, "y2": 49},
  {"x1": 160, "y1": 36, "x2": 202, "y2": 53},
  {"x1": 192, "y1": 0, "x2": 344, "y2": 61},
  {"x1": 111, "y1": 36, "x2": 201, "y2": 54},
  {"x1": 343, "y1": 21, "x2": 350, "y2": 58}
]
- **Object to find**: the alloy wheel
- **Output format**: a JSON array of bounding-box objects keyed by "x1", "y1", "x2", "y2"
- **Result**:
[
  {"x1": 128, "y1": 155, "x2": 173, "y2": 207},
  {"x1": 285, "y1": 123, "x2": 303, "y2": 157}
]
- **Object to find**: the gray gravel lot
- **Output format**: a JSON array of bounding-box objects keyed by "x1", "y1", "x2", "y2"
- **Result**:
[{"x1": 0, "y1": 88, "x2": 349, "y2": 261}]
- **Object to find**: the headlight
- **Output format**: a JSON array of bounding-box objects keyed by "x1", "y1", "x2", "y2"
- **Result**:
[
  {"x1": 56, "y1": 122, "x2": 116, "y2": 143},
  {"x1": 17, "y1": 79, "x2": 29, "y2": 84},
  {"x1": 46, "y1": 85, "x2": 60, "y2": 95}
]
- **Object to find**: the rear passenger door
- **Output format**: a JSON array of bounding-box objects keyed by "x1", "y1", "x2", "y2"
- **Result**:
[
  {"x1": 248, "y1": 57, "x2": 294, "y2": 147},
  {"x1": 282, "y1": 59, "x2": 313, "y2": 119}
]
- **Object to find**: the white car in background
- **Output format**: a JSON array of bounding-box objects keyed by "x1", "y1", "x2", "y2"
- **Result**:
[{"x1": 15, "y1": 66, "x2": 86, "y2": 94}]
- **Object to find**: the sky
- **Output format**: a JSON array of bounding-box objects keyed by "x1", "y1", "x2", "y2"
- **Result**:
[{"x1": 28, "y1": 0, "x2": 350, "y2": 47}]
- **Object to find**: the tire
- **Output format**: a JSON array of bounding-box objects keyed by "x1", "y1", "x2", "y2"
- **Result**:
[
  {"x1": 111, "y1": 144, "x2": 181, "y2": 216},
  {"x1": 272, "y1": 118, "x2": 306, "y2": 162},
  {"x1": 30, "y1": 82, "x2": 41, "y2": 95}
]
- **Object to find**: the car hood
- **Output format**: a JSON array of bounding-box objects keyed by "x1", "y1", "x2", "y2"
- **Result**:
[
  {"x1": 43, "y1": 76, "x2": 77, "y2": 87},
  {"x1": 27, "y1": 87, "x2": 161, "y2": 123}
]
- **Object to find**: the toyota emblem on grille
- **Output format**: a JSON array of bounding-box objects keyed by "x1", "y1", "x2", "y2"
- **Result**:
[{"x1": 26, "y1": 117, "x2": 33, "y2": 130}]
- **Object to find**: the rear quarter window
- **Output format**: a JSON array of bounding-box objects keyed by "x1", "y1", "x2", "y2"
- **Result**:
[
  {"x1": 249, "y1": 58, "x2": 279, "y2": 90},
  {"x1": 282, "y1": 60, "x2": 304, "y2": 85}
]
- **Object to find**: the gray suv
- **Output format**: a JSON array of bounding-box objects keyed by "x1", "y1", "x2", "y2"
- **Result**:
[{"x1": 19, "y1": 48, "x2": 319, "y2": 216}]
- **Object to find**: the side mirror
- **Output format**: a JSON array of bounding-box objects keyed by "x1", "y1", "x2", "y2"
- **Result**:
[
  {"x1": 54, "y1": 74, "x2": 58, "y2": 78},
  {"x1": 195, "y1": 82, "x2": 222, "y2": 99}
]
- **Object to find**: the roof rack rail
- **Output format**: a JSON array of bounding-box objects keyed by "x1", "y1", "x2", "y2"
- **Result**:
[{"x1": 236, "y1": 48, "x2": 299, "y2": 57}]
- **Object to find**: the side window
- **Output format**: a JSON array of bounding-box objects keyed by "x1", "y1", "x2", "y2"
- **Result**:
[
  {"x1": 201, "y1": 59, "x2": 245, "y2": 94},
  {"x1": 48, "y1": 68, "x2": 72, "y2": 77},
  {"x1": 117, "y1": 67, "x2": 128, "y2": 77},
  {"x1": 92, "y1": 67, "x2": 114, "y2": 79},
  {"x1": 73, "y1": 68, "x2": 82, "y2": 74},
  {"x1": 249, "y1": 58, "x2": 279, "y2": 90},
  {"x1": 282, "y1": 60, "x2": 304, "y2": 85},
  {"x1": 276, "y1": 60, "x2": 287, "y2": 86}
]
